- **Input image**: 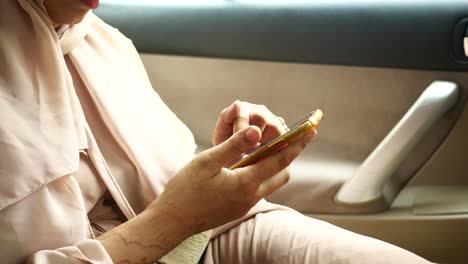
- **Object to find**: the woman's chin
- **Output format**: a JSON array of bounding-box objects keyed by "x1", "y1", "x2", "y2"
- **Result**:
[
  {"x1": 71, "y1": 11, "x2": 90, "y2": 25},
  {"x1": 51, "y1": 10, "x2": 90, "y2": 27}
]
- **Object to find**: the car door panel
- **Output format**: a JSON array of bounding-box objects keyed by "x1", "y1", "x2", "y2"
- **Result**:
[
  {"x1": 98, "y1": 0, "x2": 468, "y2": 70},
  {"x1": 138, "y1": 54, "x2": 468, "y2": 262}
]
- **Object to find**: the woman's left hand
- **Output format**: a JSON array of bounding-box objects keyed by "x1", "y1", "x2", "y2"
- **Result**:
[{"x1": 212, "y1": 100, "x2": 288, "y2": 147}]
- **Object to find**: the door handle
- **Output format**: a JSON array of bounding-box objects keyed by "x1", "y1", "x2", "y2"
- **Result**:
[
  {"x1": 453, "y1": 18, "x2": 468, "y2": 62},
  {"x1": 335, "y1": 81, "x2": 459, "y2": 205}
]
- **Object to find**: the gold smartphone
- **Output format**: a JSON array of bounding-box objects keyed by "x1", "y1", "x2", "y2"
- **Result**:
[{"x1": 229, "y1": 109, "x2": 323, "y2": 169}]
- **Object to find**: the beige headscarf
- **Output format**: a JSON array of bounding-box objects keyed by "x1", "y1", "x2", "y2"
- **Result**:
[
  {"x1": 0, "y1": 0, "x2": 84, "y2": 210},
  {"x1": 0, "y1": 0, "x2": 197, "y2": 211},
  {"x1": 1, "y1": 0, "x2": 210, "y2": 262}
]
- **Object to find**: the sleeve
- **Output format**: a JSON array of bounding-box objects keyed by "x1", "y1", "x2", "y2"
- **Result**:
[
  {"x1": 0, "y1": 176, "x2": 112, "y2": 264},
  {"x1": 27, "y1": 240, "x2": 113, "y2": 264}
]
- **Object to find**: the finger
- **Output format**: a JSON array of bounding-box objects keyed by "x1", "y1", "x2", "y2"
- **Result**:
[
  {"x1": 248, "y1": 113, "x2": 268, "y2": 133},
  {"x1": 311, "y1": 128, "x2": 318, "y2": 137},
  {"x1": 213, "y1": 101, "x2": 250, "y2": 146},
  {"x1": 244, "y1": 130, "x2": 315, "y2": 183},
  {"x1": 250, "y1": 105, "x2": 285, "y2": 144},
  {"x1": 212, "y1": 106, "x2": 235, "y2": 146},
  {"x1": 256, "y1": 169, "x2": 290, "y2": 198},
  {"x1": 200, "y1": 126, "x2": 262, "y2": 171},
  {"x1": 232, "y1": 101, "x2": 250, "y2": 133},
  {"x1": 260, "y1": 124, "x2": 284, "y2": 144}
]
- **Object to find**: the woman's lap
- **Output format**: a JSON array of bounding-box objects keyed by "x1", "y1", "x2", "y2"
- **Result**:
[{"x1": 202, "y1": 209, "x2": 431, "y2": 264}]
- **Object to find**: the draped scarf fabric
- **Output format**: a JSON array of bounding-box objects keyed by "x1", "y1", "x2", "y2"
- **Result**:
[
  {"x1": 0, "y1": 1, "x2": 208, "y2": 261},
  {"x1": 0, "y1": 0, "x2": 83, "y2": 210}
]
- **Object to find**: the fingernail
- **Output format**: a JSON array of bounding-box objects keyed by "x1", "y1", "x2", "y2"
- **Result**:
[{"x1": 246, "y1": 127, "x2": 259, "y2": 141}]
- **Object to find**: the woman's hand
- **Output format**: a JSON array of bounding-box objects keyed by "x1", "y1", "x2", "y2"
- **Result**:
[
  {"x1": 99, "y1": 125, "x2": 314, "y2": 263},
  {"x1": 154, "y1": 125, "x2": 315, "y2": 235},
  {"x1": 212, "y1": 100, "x2": 288, "y2": 147},
  {"x1": 99, "y1": 103, "x2": 315, "y2": 263}
]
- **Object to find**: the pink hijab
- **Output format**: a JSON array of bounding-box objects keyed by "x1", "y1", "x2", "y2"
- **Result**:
[{"x1": 0, "y1": 0, "x2": 196, "y2": 213}]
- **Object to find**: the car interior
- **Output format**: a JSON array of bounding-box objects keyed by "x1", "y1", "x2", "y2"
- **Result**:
[{"x1": 96, "y1": 1, "x2": 468, "y2": 263}]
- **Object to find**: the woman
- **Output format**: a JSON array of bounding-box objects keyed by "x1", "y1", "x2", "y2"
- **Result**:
[{"x1": 0, "y1": 0, "x2": 432, "y2": 263}]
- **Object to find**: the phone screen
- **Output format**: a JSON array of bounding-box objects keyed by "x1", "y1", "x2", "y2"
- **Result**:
[{"x1": 229, "y1": 109, "x2": 323, "y2": 169}]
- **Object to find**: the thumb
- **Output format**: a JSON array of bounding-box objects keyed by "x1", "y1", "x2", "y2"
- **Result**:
[{"x1": 203, "y1": 126, "x2": 262, "y2": 169}]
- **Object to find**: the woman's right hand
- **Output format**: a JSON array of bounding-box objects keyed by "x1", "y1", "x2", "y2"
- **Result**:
[
  {"x1": 151, "y1": 125, "x2": 315, "y2": 235},
  {"x1": 98, "y1": 126, "x2": 314, "y2": 263}
]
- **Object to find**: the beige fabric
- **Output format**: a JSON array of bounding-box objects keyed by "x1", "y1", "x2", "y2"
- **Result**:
[
  {"x1": 0, "y1": 0, "x2": 197, "y2": 214},
  {"x1": 203, "y1": 210, "x2": 431, "y2": 264},
  {"x1": 0, "y1": 0, "x2": 84, "y2": 211},
  {"x1": 76, "y1": 152, "x2": 107, "y2": 213}
]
